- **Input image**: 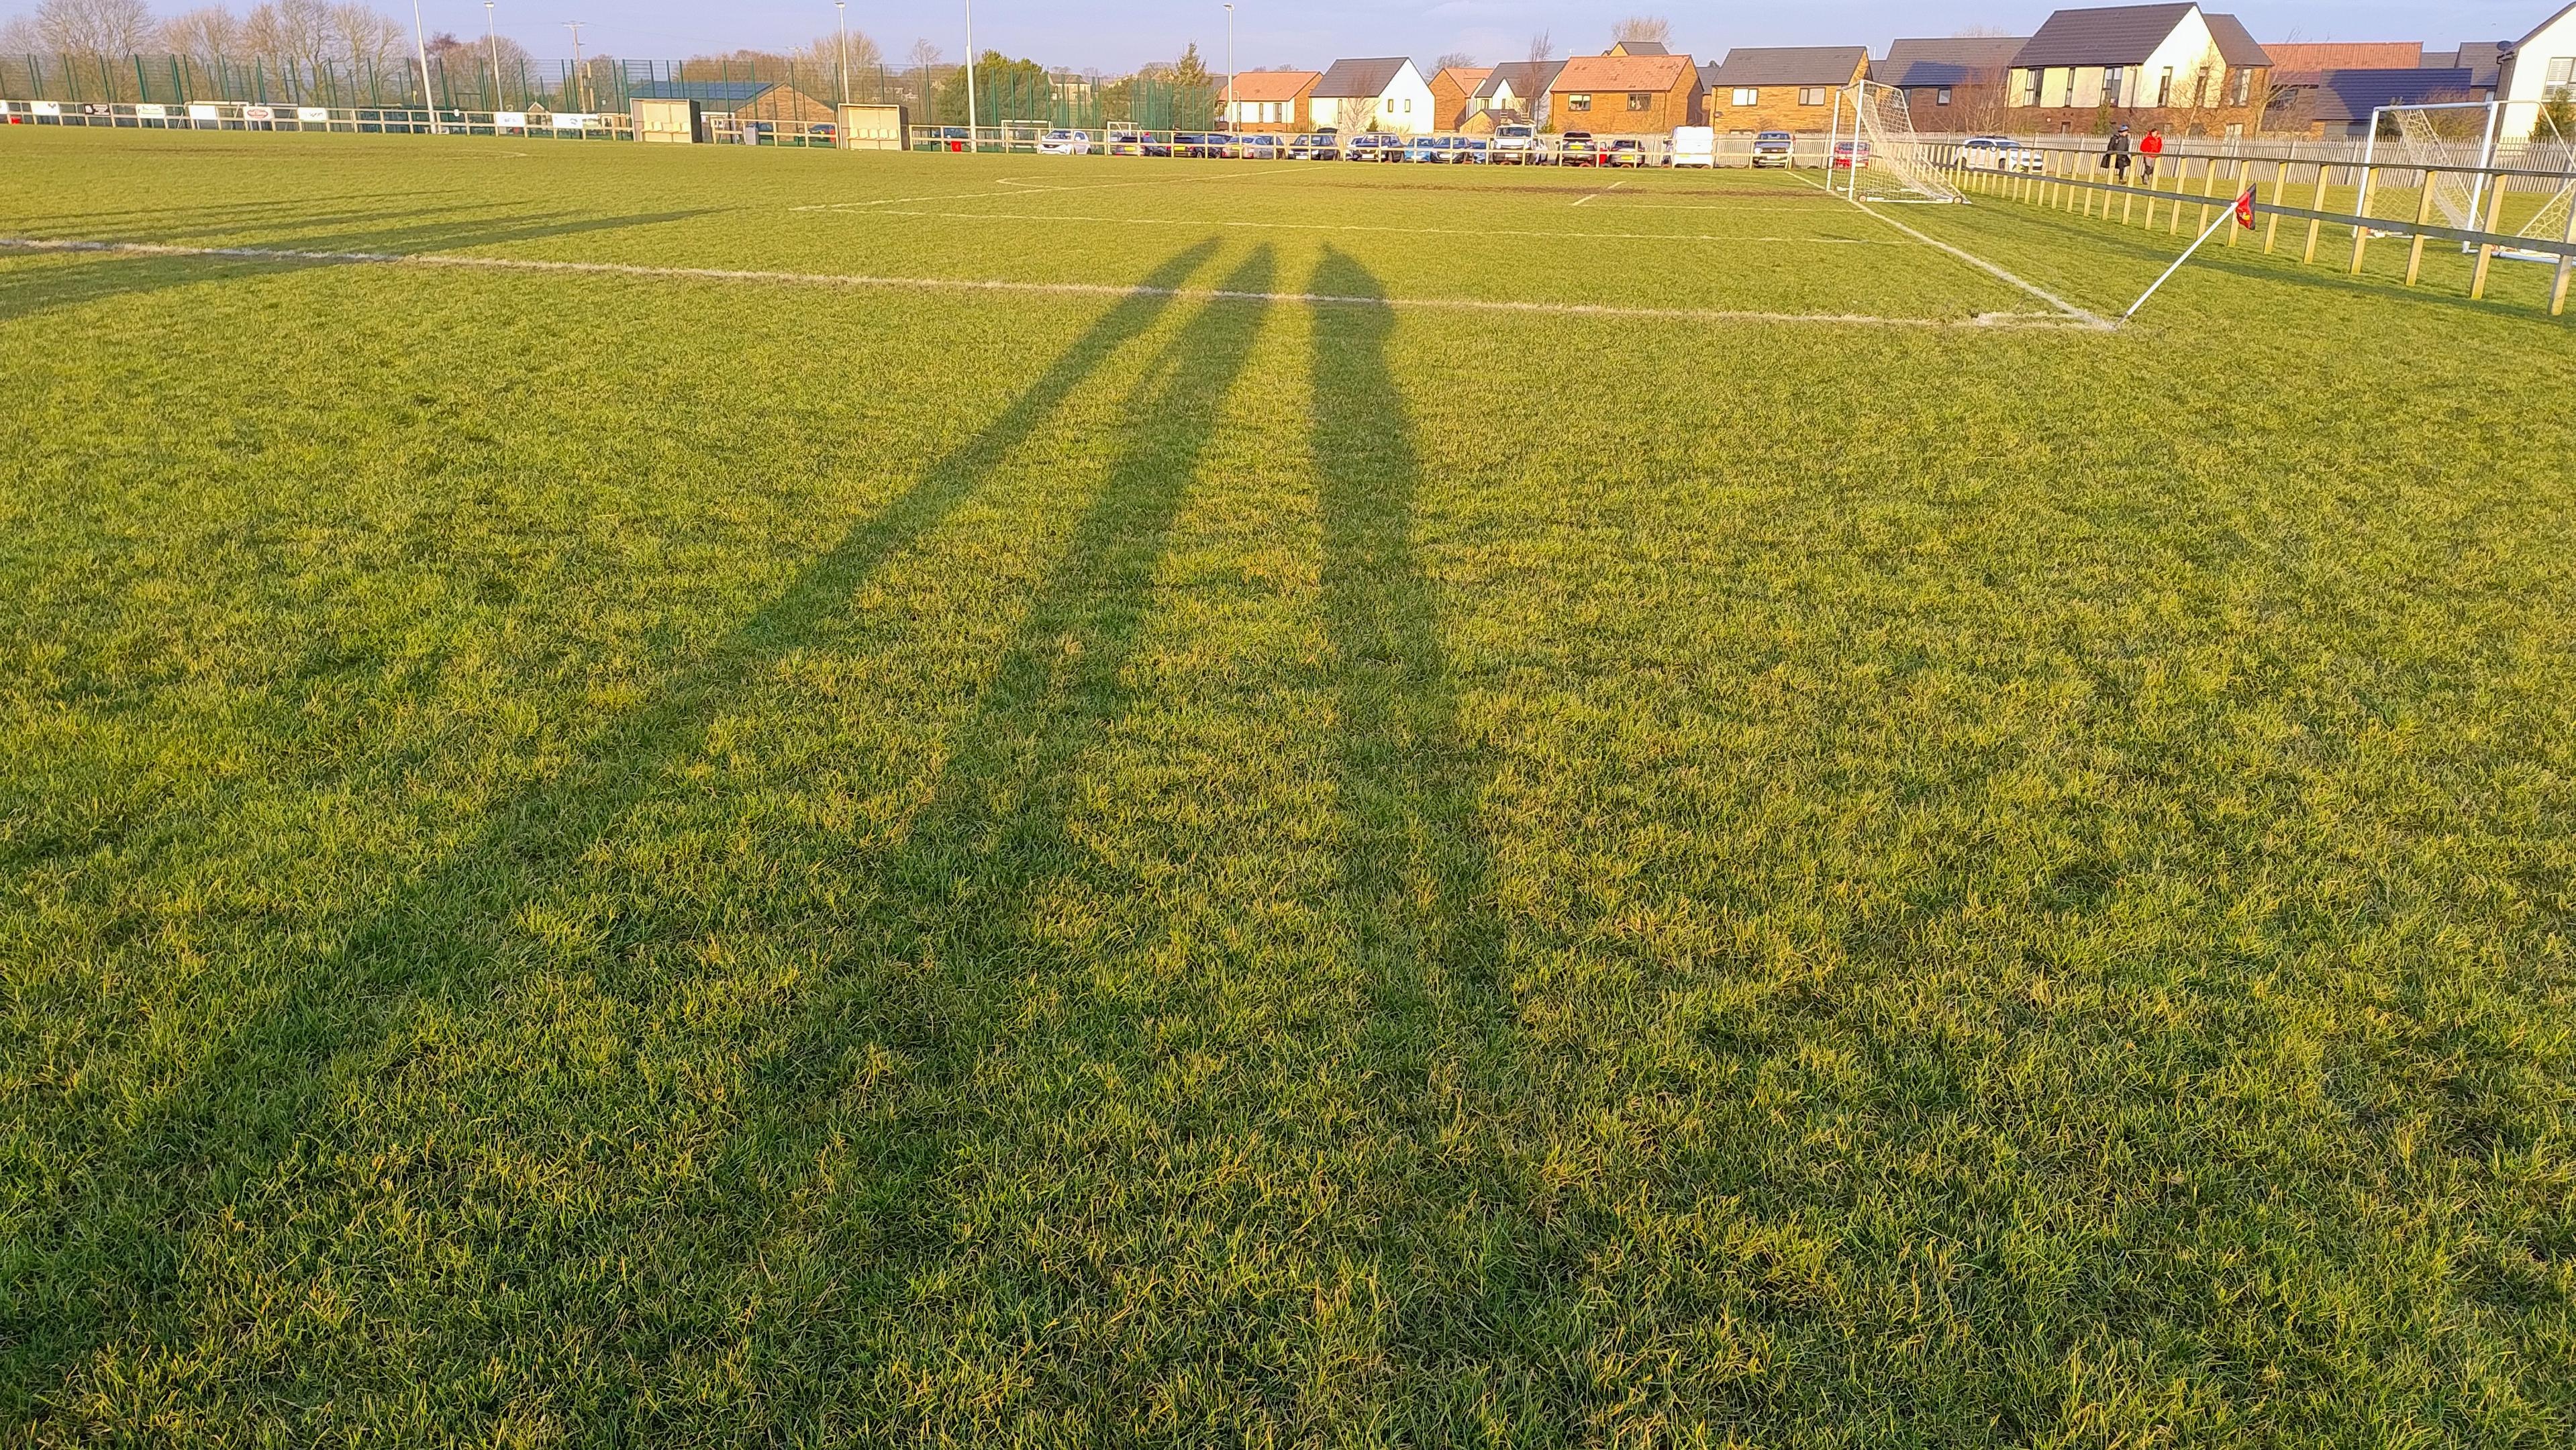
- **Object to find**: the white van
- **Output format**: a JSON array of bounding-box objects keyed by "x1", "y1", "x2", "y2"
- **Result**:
[{"x1": 1669, "y1": 126, "x2": 1715, "y2": 168}]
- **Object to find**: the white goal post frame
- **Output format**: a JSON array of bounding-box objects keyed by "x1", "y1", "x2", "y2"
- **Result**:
[{"x1": 1833, "y1": 78, "x2": 1967, "y2": 205}]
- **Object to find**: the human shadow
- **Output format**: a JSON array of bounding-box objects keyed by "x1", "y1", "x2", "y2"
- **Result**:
[
  {"x1": 1308, "y1": 248, "x2": 1542, "y2": 1405},
  {"x1": 0, "y1": 240, "x2": 1224, "y2": 1425},
  {"x1": 683, "y1": 247, "x2": 1285, "y2": 1337}
]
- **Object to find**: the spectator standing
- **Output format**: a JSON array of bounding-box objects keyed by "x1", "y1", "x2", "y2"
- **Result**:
[
  {"x1": 2104, "y1": 124, "x2": 2132, "y2": 182},
  {"x1": 2140, "y1": 126, "x2": 2165, "y2": 181}
]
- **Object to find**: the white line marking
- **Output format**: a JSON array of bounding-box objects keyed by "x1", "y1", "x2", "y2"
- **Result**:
[
  {"x1": 0, "y1": 236, "x2": 2106, "y2": 330},
  {"x1": 791, "y1": 168, "x2": 1293, "y2": 210},
  {"x1": 1792, "y1": 170, "x2": 2111, "y2": 328},
  {"x1": 854, "y1": 208, "x2": 1894, "y2": 246}
]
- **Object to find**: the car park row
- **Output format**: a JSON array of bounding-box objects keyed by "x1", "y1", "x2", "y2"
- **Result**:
[{"x1": 922, "y1": 124, "x2": 2060, "y2": 173}]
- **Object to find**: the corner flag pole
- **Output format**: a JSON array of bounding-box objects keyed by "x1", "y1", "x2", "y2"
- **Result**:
[{"x1": 2122, "y1": 186, "x2": 2255, "y2": 324}]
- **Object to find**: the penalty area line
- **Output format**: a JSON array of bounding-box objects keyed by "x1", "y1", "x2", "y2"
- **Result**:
[
  {"x1": 1791, "y1": 170, "x2": 2113, "y2": 329},
  {"x1": 0, "y1": 236, "x2": 2105, "y2": 330}
]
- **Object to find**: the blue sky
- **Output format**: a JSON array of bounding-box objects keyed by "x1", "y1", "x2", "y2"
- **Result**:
[{"x1": 9, "y1": 1, "x2": 2555, "y2": 72}]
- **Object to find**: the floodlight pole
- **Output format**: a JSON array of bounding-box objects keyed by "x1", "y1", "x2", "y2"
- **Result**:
[
  {"x1": 1825, "y1": 87, "x2": 1842, "y2": 189},
  {"x1": 565, "y1": 21, "x2": 586, "y2": 111},
  {"x1": 410, "y1": 0, "x2": 440, "y2": 132},
  {"x1": 1225, "y1": 3, "x2": 1236, "y2": 148},
  {"x1": 963, "y1": 0, "x2": 978, "y2": 150},
  {"x1": 485, "y1": 1, "x2": 501, "y2": 109},
  {"x1": 836, "y1": 1, "x2": 848, "y2": 106}
]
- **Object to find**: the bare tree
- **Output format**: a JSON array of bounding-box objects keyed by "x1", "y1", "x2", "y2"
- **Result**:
[
  {"x1": 326, "y1": 1, "x2": 405, "y2": 78},
  {"x1": 244, "y1": 0, "x2": 335, "y2": 98},
  {"x1": 1524, "y1": 30, "x2": 1554, "y2": 128},
  {"x1": 26, "y1": 0, "x2": 157, "y2": 54},
  {"x1": 162, "y1": 5, "x2": 246, "y2": 58},
  {"x1": 1612, "y1": 15, "x2": 1671, "y2": 46},
  {"x1": 1434, "y1": 51, "x2": 1477, "y2": 72},
  {"x1": 1950, "y1": 26, "x2": 2013, "y2": 38}
]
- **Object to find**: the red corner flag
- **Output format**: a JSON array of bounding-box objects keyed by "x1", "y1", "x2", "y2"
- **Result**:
[{"x1": 2233, "y1": 186, "x2": 2257, "y2": 228}]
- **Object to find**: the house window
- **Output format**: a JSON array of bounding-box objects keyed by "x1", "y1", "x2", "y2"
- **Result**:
[
  {"x1": 1567, "y1": 92, "x2": 1591, "y2": 111},
  {"x1": 2022, "y1": 69, "x2": 2041, "y2": 105},
  {"x1": 1626, "y1": 91, "x2": 1651, "y2": 111},
  {"x1": 1732, "y1": 87, "x2": 1758, "y2": 106},
  {"x1": 2551, "y1": 56, "x2": 2575, "y2": 97},
  {"x1": 2229, "y1": 68, "x2": 2250, "y2": 105},
  {"x1": 1936, "y1": 87, "x2": 1952, "y2": 105},
  {"x1": 1798, "y1": 87, "x2": 1826, "y2": 105},
  {"x1": 2156, "y1": 68, "x2": 2173, "y2": 106},
  {"x1": 2103, "y1": 65, "x2": 2124, "y2": 105}
]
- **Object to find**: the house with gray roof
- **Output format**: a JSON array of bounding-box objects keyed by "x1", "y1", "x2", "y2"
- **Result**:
[
  {"x1": 1879, "y1": 36, "x2": 2026, "y2": 124},
  {"x1": 1466, "y1": 60, "x2": 1565, "y2": 126},
  {"x1": 2006, "y1": 3, "x2": 2273, "y2": 136},
  {"x1": 2267, "y1": 66, "x2": 2482, "y2": 138},
  {"x1": 1701, "y1": 46, "x2": 1871, "y2": 133},
  {"x1": 1309, "y1": 56, "x2": 1435, "y2": 134}
]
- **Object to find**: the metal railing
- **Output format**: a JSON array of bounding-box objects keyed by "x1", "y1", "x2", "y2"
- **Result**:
[
  {"x1": 1936, "y1": 138, "x2": 2576, "y2": 315},
  {"x1": 2, "y1": 97, "x2": 634, "y2": 138}
]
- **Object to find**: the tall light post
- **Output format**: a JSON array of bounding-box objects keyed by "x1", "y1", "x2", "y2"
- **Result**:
[
  {"x1": 409, "y1": 0, "x2": 439, "y2": 132},
  {"x1": 962, "y1": 0, "x2": 978, "y2": 150},
  {"x1": 564, "y1": 20, "x2": 585, "y2": 111},
  {"x1": 485, "y1": 1, "x2": 501, "y2": 109},
  {"x1": 1224, "y1": 3, "x2": 1235, "y2": 146},
  {"x1": 836, "y1": 1, "x2": 848, "y2": 106}
]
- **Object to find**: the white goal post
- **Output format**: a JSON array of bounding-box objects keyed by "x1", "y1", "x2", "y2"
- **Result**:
[
  {"x1": 2367, "y1": 100, "x2": 2576, "y2": 261},
  {"x1": 1829, "y1": 79, "x2": 1965, "y2": 205}
]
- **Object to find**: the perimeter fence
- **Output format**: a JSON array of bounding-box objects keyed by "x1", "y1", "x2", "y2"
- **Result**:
[{"x1": 0, "y1": 52, "x2": 1216, "y2": 128}]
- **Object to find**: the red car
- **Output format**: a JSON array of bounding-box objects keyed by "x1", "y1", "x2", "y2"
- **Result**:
[{"x1": 1832, "y1": 140, "x2": 1873, "y2": 168}]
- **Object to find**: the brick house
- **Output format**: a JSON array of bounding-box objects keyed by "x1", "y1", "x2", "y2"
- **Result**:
[
  {"x1": 1700, "y1": 47, "x2": 1869, "y2": 133},
  {"x1": 1222, "y1": 69, "x2": 1320, "y2": 132},
  {"x1": 2265, "y1": 68, "x2": 2482, "y2": 139},
  {"x1": 2004, "y1": 4, "x2": 2273, "y2": 138},
  {"x1": 1428, "y1": 65, "x2": 1493, "y2": 130},
  {"x1": 1545, "y1": 53, "x2": 1703, "y2": 135},
  {"x1": 1877, "y1": 36, "x2": 2026, "y2": 132},
  {"x1": 1464, "y1": 60, "x2": 1563, "y2": 127}
]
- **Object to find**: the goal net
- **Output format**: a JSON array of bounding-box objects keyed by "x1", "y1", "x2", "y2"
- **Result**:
[
  {"x1": 2369, "y1": 103, "x2": 2493, "y2": 231},
  {"x1": 2370, "y1": 101, "x2": 2576, "y2": 261},
  {"x1": 1840, "y1": 79, "x2": 1964, "y2": 204}
]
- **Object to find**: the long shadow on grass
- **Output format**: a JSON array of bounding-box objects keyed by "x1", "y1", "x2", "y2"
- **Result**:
[
  {"x1": 633, "y1": 251, "x2": 1283, "y2": 1430},
  {"x1": 1309, "y1": 248, "x2": 1553, "y2": 1422},
  {"x1": 0, "y1": 240, "x2": 1222, "y2": 1427},
  {"x1": 0, "y1": 207, "x2": 716, "y2": 326}
]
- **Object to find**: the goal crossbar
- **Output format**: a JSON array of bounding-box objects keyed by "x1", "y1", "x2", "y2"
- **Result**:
[{"x1": 1836, "y1": 79, "x2": 1965, "y2": 205}]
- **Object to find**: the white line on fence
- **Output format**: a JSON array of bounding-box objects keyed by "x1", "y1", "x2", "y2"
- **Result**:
[
  {"x1": 848, "y1": 208, "x2": 1899, "y2": 246},
  {"x1": 0, "y1": 236, "x2": 2114, "y2": 330}
]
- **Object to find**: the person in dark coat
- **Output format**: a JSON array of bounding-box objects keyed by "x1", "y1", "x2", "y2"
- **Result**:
[{"x1": 2105, "y1": 124, "x2": 2132, "y2": 181}]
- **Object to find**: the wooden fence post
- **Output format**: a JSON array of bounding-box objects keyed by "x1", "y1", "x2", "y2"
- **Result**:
[
  {"x1": 2263, "y1": 160, "x2": 2283, "y2": 252},
  {"x1": 2222, "y1": 158, "x2": 2242, "y2": 245},
  {"x1": 2553, "y1": 193, "x2": 2576, "y2": 316},
  {"x1": 2469, "y1": 171, "x2": 2511, "y2": 300},
  {"x1": 2302, "y1": 161, "x2": 2329, "y2": 264},
  {"x1": 2348, "y1": 165, "x2": 2378, "y2": 275}
]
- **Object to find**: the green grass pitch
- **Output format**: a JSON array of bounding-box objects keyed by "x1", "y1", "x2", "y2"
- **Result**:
[{"x1": 3, "y1": 130, "x2": 2573, "y2": 1445}]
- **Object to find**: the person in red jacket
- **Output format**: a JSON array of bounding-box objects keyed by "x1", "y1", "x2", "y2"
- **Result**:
[{"x1": 2139, "y1": 126, "x2": 2165, "y2": 181}]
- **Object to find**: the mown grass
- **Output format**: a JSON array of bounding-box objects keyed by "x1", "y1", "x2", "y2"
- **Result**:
[{"x1": 3, "y1": 131, "x2": 2574, "y2": 1446}]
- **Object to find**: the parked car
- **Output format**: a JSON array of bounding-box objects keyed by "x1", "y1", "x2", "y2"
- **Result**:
[
  {"x1": 1558, "y1": 131, "x2": 1601, "y2": 166},
  {"x1": 1492, "y1": 123, "x2": 1536, "y2": 162},
  {"x1": 1288, "y1": 131, "x2": 1340, "y2": 159},
  {"x1": 1171, "y1": 131, "x2": 1209, "y2": 157},
  {"x1": 1607, "y1": 138, "x2": 1647, "y2": 167},
  {"x1": 1669, "y1": 125, "x2": 1714, "y2": 168},
  {"x1": 1750, "y1": 130, "x2": 1793, "y2": 168},
  {"x1": 1403, "y1": 135, "x2": 1450, "y2": 163},
  {"x1": 1452, "y1": 135, "x2": 1491, "y2": 163},
  {"x1": 1832, "y1": 139, "x2": 1872, "y2": 169},
  {"x1": 1238, "y1": 132, "x2": 1284, "y2": 159},
  {"x1": 921, "y1": 125, "x2": 971, "y2": 153},
  {"x1": 1141, "y1": 132, "x2": 1174, "y2": 157},
  {"x1": 1106, "y1": 128, "x2": 1146, "y2": 156},
  {"x1": 1038, "y1": 128, "x2": 1091, "y2": 155},
  {"x1": 1961, "y1": 134, "x2": 2044, "y2": 173},
  {"x1": 1346, "y1": 132, "x2": 1399, "y2": 160}
]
